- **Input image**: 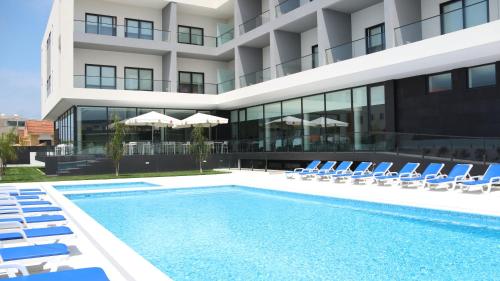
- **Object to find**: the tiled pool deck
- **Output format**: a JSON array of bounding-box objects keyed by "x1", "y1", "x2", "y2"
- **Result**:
[{"x1": 1, "y1": 169, "x2": 499, "y2": 280}]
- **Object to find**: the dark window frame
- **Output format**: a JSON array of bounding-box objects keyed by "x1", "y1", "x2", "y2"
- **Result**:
[
  {"x1": 177, "y1": 25, "x2": 204, "y2": 46},
  {"x1": 125, "y1": 18, "x2": 154, "y2": 40},
  {"x1": 427, "y1": 71, "x2": 453, "y2": 94},
  {"x1": 365, "y1": 23, "x2": 385, "y2": 54},
  {"x1": 85, "y1": 64, "x2": 117, "y2": 89},
  {"x1": 440, "y1": 0, "x2": 490, "y2": 35},
  {"x1": 311, "y1": 44, "x2": 319, "y2": 68},
  {"x1": 85, "y1": 13, "x2": 117, "y2": 36},
  {"x1": 466, "y1": 63, "x2": 497, "y2": 89},
  {"x1": 124, "y1": 67, "x2": 154, "y2": 91},
  {"x1": 178, "y1": 71, "x2": 205, "y2": 94}
]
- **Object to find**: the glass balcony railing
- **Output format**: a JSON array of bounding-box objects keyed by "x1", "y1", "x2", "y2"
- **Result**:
[
  {"x1": 218, "y1": 79, "x2": 236, "y2": 94},
  {"x1": 240, "y1": 68, "x2": 271, "y2": 87},
  {"x1": 394, "y1": 0, "x2": 489, "y2": 46},
  {"x1": 325, "y1": 32, "x2": 385, "y2": 64},
  {"x1": 74, "y1": 20, "x2": 169, "y2": 42},
  {"x1": 239, "y1": 10, "x2": 270, "y2": 35},
  {"x1": 74, "y1": 75, "x2": 171, "y2": 92},
  {"x1": 177, "y1": 83, "x2": 220, "y2": 95},
  {"x1": 276, "y1": 53, "x2": 319, "y2": 78},
  {"x1": 276, "y1": 0, "x2": 312, "y2": 16},
  {"x1": 177, "y1": 30, "x2": 233, "y2": 47}
]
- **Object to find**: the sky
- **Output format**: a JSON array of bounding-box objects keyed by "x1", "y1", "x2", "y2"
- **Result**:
[{"x1": 0, "y1": 0, "x2": 53, "y2": 119}]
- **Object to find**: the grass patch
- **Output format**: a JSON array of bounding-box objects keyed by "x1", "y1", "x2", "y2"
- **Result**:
[{"x1": 0, "y1": 167, "x2": 228, "y2": 183}]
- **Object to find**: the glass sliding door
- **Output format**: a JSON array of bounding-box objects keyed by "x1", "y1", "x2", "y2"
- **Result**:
[
  {"x1": 126, "y1": 19, "x2": 154, "y2": 40},
  {"x1": 464, "y1": 0, "x2": 488, "y2": 28},
  {"x1": 85, "y1": 65, "x2": 116, "y2": 89},
  {"x1": 264, "y1": 102, "x2": 282, "y2": 151},
  {"x1": 282, "y1": 98, "x2": 303, "y2": 151},
  {"x1": 85, "y1": 14, "x2": 116, "y2": 36},
  {"x1": 125, "y1": 68, "x2": 153, "y2": 91},
  {"x1": 325, "y1": 89, "x2": 352, "y2": 151},
  {"x1": 303, "y1": 94, "x2": 325, "y2": 151},
  {"x1": 369, "y1": 85, "x2": 387, "y2": 150},
  {"x1": 352, "y1": 87, "x2": 369, "y2": 150},
  {"x1": 178, "y1": 71, "x2": 204, "y2": 94}
]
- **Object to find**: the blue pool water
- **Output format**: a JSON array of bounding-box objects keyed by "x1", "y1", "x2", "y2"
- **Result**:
[
  {"x1": 69, "y1": 186, "x2": 500, "y2": 281},
  {"x1": 54, "y1": 181, "x2": 158, "y2": 191}
]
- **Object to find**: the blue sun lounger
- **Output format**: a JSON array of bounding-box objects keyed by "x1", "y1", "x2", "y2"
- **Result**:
[
  {"x1": 299, "y1": 161, "x2": 336, "y2": 179},
  {"x1": 316, "y1": 161, "x2": 353, "y2": 181},
  {"x1": 0, "y1": 225, "x2": 73, "y2": 245},
  {"x1": 0, "y1": 243, "x2": 69, "y2": 275},
  {"x1": 0, "y1": 200, "x2": 52, "y2": 207},
  {"x1": 426, "y1": 163, "x2": 473, "y2": 191},
  {"x1": 375, "y1": 162, "x2": 420, "y2": 185},
  {"x1": 399, "y1": 163, "x2": 444, "y2": 188},
  {"x1": 330, "y1": 162, "x2": 373, "y2": 182},
  {"x1": 460, "y1": 163, "x2": 500, "y2": 193},
  {"x1": 6, "y1": 267, "x2": 110, "y2": 281},
  {"x1": 285, "y1": 160, "x2": 321, "y2": 179},
  {"x1": 351, "y1": 162, "x2": 393, "y2": 184},
  {"x1": 0, "y1": 206, "x2": 62, "y2": 216},
  {"x1": 0, "y1": 215, "x2": 66, "y2": 227}
]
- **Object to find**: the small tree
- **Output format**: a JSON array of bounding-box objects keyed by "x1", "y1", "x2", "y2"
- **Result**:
[
  {"x1": 0, "y1": 130, "x2": 18, "y2": 179},
  {"x1": 106, "y1": 116, "x2": 126, "y2": 177},
  {"x1": 190, "y1": 126, "x2": 210, "y2": 173}
]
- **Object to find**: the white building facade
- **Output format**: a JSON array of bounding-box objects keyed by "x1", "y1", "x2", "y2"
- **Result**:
[{"x1": 42, "y1": 0, "x2": 500, "y2": 157}]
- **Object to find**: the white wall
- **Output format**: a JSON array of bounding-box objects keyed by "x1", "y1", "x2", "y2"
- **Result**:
[
  {"x1": 263, "y1": 46, "x2": 270, "y2": 69},
  {"x1": 177, "y1": 57, "x2": 232, "y2": 84},
  {"x1": 74, "y1": 48, "x2": 163, "y2": 81},
  {"x1": 177, "y1": 12, "x2": 230, "y2": 37},
  {"x1": 300, "y1": 27, "x2": 318, "y2": 57},
  {"x1": 74, "y1": 0, "x2": 162, "y2": 28},
  {"x1": 351, "y1": 2, "x2": 385, "y2": 40},
  {"x1": 262, "y1": 0, "x2": 270, "y2": 12}
]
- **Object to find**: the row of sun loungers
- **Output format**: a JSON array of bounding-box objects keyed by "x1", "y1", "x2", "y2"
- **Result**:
[
  {"x1": 0, "y1": 186, "x2": 110, "y2": 280},
  {"x1": 286, "y1": 160, "x2": 500, "y2": 193}
]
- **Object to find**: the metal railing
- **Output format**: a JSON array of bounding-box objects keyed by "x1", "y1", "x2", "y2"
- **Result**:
[
  {"x1": 229, "y1": 131, "x2": 500, "y2": 164},
  {"x1": 325, "y1": 32, "x2": 385, "y2": 64},
  {"x1": 275, "y1": 0, "x2": 312, "y2": 16},
  {"x1": 239, "y1": 10, "x2": 271, "y2": 35},
  {"x1": 74, "y1": 20, "x2": 169, "y2": 42},
  {"x1": 177, "y1": 30, "x2": 234, "y2": 47},
  {"x1": 74, "y1": 75, "x2": 171, "y2": 92},
  {"x1": 276, "y1": 53, "x2": 318, "y2": 78},
  {"x1": 177, "y1": 82, "x2": 219, "y2": 95},
  {"x1": 394, "y1": 0, "x2": 489, "y2": 46},
  {"x1": 240, "y1": 68, "x2": 271, "y2": 87}
]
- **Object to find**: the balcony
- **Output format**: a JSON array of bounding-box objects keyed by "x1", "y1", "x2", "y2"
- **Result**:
[
  {"x1": 177, "y1": 80, "x2": 235, "y2": 95},
  {"x1": 275, "y1": 0, "x2": 312, "y2": 17},
  {"x1": 74, "y1": 75, "x2": 171, "y2": 92},
  {"x1": 177, "y1": 29, "x2": 234, "y2": 48},
  {"x1": 276, "y1": 53, "x2": 318, "y2": 78},
  {"x1": 394, "y1": 0, "x2": 489, "y2": 46},
  {"x1": 239, "y1": 10, "x2": 271, "y2": 35},
  {"x1": 74, "y1": 20, "x2": 169, "y2": 42},
  {"x1": 240, "y1": 68, "x2": 271, "y2": 87},
  {"x1": 325, "y1": 31, "x2": 385, "y2": 64}
]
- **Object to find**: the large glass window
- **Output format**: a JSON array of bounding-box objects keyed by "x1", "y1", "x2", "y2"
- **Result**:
[
  {"x1": 85, "y1": 14, "x2": 116, "y2": 36},
  {"x1": 441, "y1": 0, "x2": 488, "y2": 34},
  {"x1": 125, "y1": 68, "x2": 153, "y2": 91},
  {"x1": 108, "y1": 107, "x2": 137, "y2": 141},
  {"x1": 352, "y1": 87, "x2": 369, "y2": 150},
  {"x1": 282, "y1": 98, "x2": 303, "y2": 151},
  {"x1": 178, "y1": 25, "x2": 204, "y2": 45},
  {"x1": 164, "y1": 109, "x2": 196, "y2": 142},
  {"x1": 77, "y1": 106, "x2": 108, "y2": 154},
  {"x1": 468, "y1": 64, "x2": 496, "y2": 88},
  {"x1": 264, "y1": 102, "x2": 282, "y2": 151},
  {"x1": 428, "y1": 72, "x2": 452, "y2": 93},
  {"x1": 126, "y1": 19, "x2": 154, "y2": 40},
  {"x1": 303, "y1": 94, "x2": 325, "y2": 151},
  {"x1": 85, "y1": 65, "x2": 116, "y2": 89},
  {"x1": 369, "y1": 85, "x2": 386, "y2": 132},
  {"x1": 178, "y1": 71, "x2": 204, "y2": 94},
  {"x1": 242, "y1": 106, "x2": 264, "y2": 151},
  {"x1": 325, "y1": 90, "x2": 352, "y2": 150},
  {"x1": 366, "y1": 23, "x2": 385, "y2": 54}
]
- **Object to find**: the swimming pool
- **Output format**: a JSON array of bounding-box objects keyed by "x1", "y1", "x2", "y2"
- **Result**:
[
  {"x1": 68, "y1": 186, "x2": 500, "y2": 281},
  {"x1": 54, "y1": 181, "x2": 159, "y2": 191}
]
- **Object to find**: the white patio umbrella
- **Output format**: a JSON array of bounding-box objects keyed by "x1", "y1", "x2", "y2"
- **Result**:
[
  {"x1": 174, "y1": 112, "x2": 228, "y2": 139},
  {"x1": 311, "y1": 117, "x2": 348, "y2": 127},
  {"x1": 123, "y1": 111, "x2": 180, "y2": 142},
  {"x1": 266, "y1": 116, "x2": 315, "y2": 126}
]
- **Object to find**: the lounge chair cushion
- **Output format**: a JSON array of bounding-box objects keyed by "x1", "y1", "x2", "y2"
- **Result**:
[
  {"x1": 14, "y1": 196, "x2": 40, "y2": 200},
  {"x1": 461, "y1": 179, "x2": 491, "y2": 186},
  {"x1": 9, "y1": 192, "x2": 46, "y2": 196},
  {"x1": 0, "y1": 201, "x2": 51, "y2": 207},
  {"x1": 0, "y1": 215, "x2": 66, "y2": 224},
  {"x1": 8, "y1": 268, "x2": 110, "y2": 281},
  {"x1": 426, "y1": 178, "x2": 455, "y2": 184},
  {"x1": 0, "y1": 226, "x2": 73, "y2": 241},
  {"x1": 0, "y1": 243, "x2": 69, "y2": 262}
]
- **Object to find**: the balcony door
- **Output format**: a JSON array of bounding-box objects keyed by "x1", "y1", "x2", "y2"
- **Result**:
[
  {"x1": 85, "y1": 64, "x2": 116, "y2": 89},
  {"x1": 365, "y1": 23, "x2": 385, "y2": 54},
  {"x1": 440, "y1": 0, "x2": 489, "y2": 35},
  {"x1": 85, "y1": 14, "x2": 116, "y2": 36},
  {"x1": 178, "y1": 71, "x2": 204, "y2": 94}
]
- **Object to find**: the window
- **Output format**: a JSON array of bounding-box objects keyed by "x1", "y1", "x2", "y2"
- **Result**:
[
  {"x1": 178, "y1": 25, "x2": 204, "y2": 45},
  {"x1": 440, "y1": 0, "x2": 488, "y2": 35},
  {"x1": 85, "y1": 14, "x2": 116, "y2": 36},
  {"x1": 85, "y1": 65, "x2": 116, "y2": 89},
  {"x1": 125, "y1": 19, "x2": 154, "y2": 40},
  {"x1": 312, "y1": 45, "x2": 319, "y2": 68},
  {"x1": 125, "y1": 67, "x2": 153, "y2": 91},
  {"x1": 468, "y1": 64, "x2": 496, "y2": 88},
  {"x1": 178, "y1": 71, "x2": 204, "y2": 94},
  {"x1": 366, "y1": 23, "x2": 385, "y2": 54},
  {"x1": 428, "y1": 72, "x2": 452, "y2": 93},
  {"x1": 46, "y1": 32, "x2": 51, "y2": 96}
]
